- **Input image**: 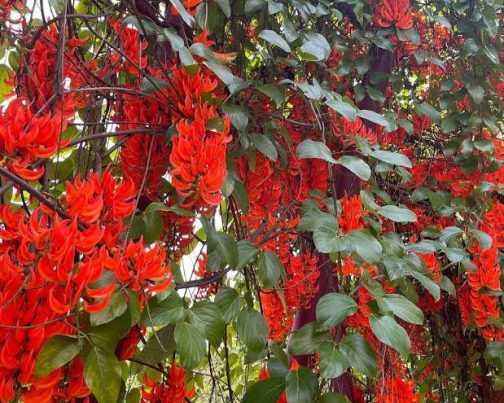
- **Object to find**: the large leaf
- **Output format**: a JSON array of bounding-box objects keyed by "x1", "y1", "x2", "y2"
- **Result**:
[
  {"x1": 251, "y1": 133, "x2": 278, "y2": 161},
  {"x1": 297, "y1": 140, "x2": 336, "y2": 163},
  {"x1": 337, "y1": 156, "x2": 371, "y2": 181},
  {"x1": 84, "y1": 347, "x2": 122, "y2": 403},
  {"x1": 174, "y1": 322, "x2": 206, "y2": 369},
  {"x1": 222, "y1": 103, "x2": 249, "y2": 131},
  {"x1": 326, "y1": 100, "x2": 357, "y2": 121},
  {"x1": 137, "y1": 325, "x2": 176, "y2": 365},
  {"x1": 369, "y1": 314, "x2": 410, "y2": 358},
  {"x1": 215, "y1": 287, "x2": 243, "y2": 323},
  {"x1": 313, "y1": 224, "x2": 347, "y2": 254},
  {"x1": 300, "y1": 32, "x2": 331, "y2": 61},
  {"x1": 141, "y1": 292, "x2": 185, "y2": 327},
  {"x1": 318, "y1": 342, "x2": 350, "y2": 379},
  {"x1": 380, "y1": 294, "x2": 424, "y2": 325},
  {"x1": 346, "y1": 230, "x2": 383, "y2": 264},
  {"x1": 189, "y1": 300, "x2": 226, "y2": 347},
  {"x1": 370, "y1": 150, "x2": 412, "y2": 168},
  {"x1": 316, "y1": 293, "x2": 358, "y2": 331},
  {"x1": 258, "y1": 29, "x2": 291, "y2": 52},
  {"x1": 378, "y1": 205, "x2": 417, "y2": 223},
  {"x1": 236, "y1": 240, "x2": 258, "y2": 269},
  {"x1": 285, "y1": 368, "x2": 319, "y2": 403},
  {"x1": 258, "y1": 250, "x2": 284, "y2": 287},
  {"x1": 289, "y1": 322, "x2": 331, "y2": 356},
  {"x1": 90, "y1": 291, "x2": 128, "y2": 326},
  {"x1": 34, "y1": 335, "x2": 81, "y2": 378},
  {"x1": 243, "y1": 377, "x2": 286, "y2": 403},
  {"x1": 339, "y1": 334, "x2": 377, "y2": 377},
  {"x1": 236, "y1": 308, "x2": 268, "y2": 351},
  {"x1": 358, "y1": 110, "x2": 389, "y2": 127}
]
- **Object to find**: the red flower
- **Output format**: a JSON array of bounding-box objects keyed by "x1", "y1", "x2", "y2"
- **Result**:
[{"x1": 373, "y1": 0, "x2": 413, "y2": 30}]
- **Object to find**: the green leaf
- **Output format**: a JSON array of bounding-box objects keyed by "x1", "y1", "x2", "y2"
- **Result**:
[
  {"x1": 381, "y1": 294, "x2": 424, "y2": 325},
  {"x1": 313, "y1": 224, "x2": 347, "y2": 254},
  {"x1": 289, "y1": 322, "x2": 331, "y2": 356},
  {"x1": 169, "y1": 0, "x2": 195, "y2": 26},
  {"x1": 358, "y1": 110, "x2": 389, "y2": 128},
  {"x1": 137, "y1": 325, "x2": 176, "y2": 365},
  {"x1": 88, "y1": 311, "x2": 132, "y2": 351},
  {"x1": 409, "y1": 271, "x2": 441, "y2": 301},
  {"x1": 243, "y1": 377, "x2": 286, "y2": 403},
  {"x1": 251, "y1": 133, "x2": 278, "y2": 161},
  {"x1": 258, "y1": 29, "x2": 291, "y2": 52},
  {"x1": 174, "y1": 322, "x2": 206, "y2": 369},
  {"x1": 318, "y1": 342, "x2": 350, "y2": 379},
  {"x1": 397, "y1": 28, "x2": 420, "y2": 44},
  {"x1": 236, "y1": 239, "x2": 258, "y2": 269},
  {"x1": 369, "y1": 314, "x2": 410, "y2": 358},
  {"x1": 257, "y1": 84, "x2": 284, "y2": 106},
  {"x1": 189, "y1": 301, "x2": 226, "y2": 347},
  {"x1": 215, "y1": 0, "x2": 231, "y2": 17},
  {"x1": 0, "y1": 65, "x2": 12, "y2": 104},
  {"x1": 209, "y1": 231, "x2": 239, "y2": 268},
  {"x1": 163, "y1": 28, "x2": 184, "y2": 51},
  {"x1": 206, "y1": 60, "x2": 234, "y2": 85},
  {"x1": 326, "y1": 100, "x2": 357, "y2": 121},
  {"x1": 245, "y1": 0, "x2": 265, "y2": 14},
  {"x1": 34, "y1": 336, "x2": 81, "y2": 378},
  {"x1": 319, "y1": 392, "x2": 351, "y2": 403},
  {"x1": 346, "y1": 230, "x2": 383, "y2": 264},
  {"x1": 471, "y1": 229, "x2": 493, "y2": 251},
  {"x1": 84, "y1": 347, "x2": 122, "y2": 403},
  {"x1": 339, "y1": 334, "x2": 377, "y2": 377},
  {"x1": 336, "y1": 156, "x2": 371, "y2": 181},
  {"x1": 378, "y1": 205, "x2": 417, "y2": 223},
  {"x1": 90, "y1": 291, "x2": 128, "y2": 326},
  {"x1": 300, "y1": 32, "x2": 331, "y2": 61},
  {"x1": 236, "y1": 308, "x2": 268, "y2": 351},
  {"x1": 285, "y1": 368, "x2": 319, "y2": 403},
  {"x1": 141, "y1": 292, "x2": 185, "y2": 327},
  {"x1": 140, "y1": 77, "x2": 169, "y2": 93},
  {"x1": 467, "y1": 83, "x2": 484, "y2": 105},
  {"x1": 370, "y1": 150, "x2": 412, "y2": 168},
  {"x1": 222, "y1": 103, "x2": 249, "y2": 131},
  {"x1": 258, "y1": 250, "x2": 284, "y2": 287},
  {"x1": 297, "y1": 140, "x2": 336, "y2": 164},
  {"x1": 233, "y1": 181, "x2": 250, "y2": 214},
  {"x1": 215, "y1": 287, "x2": 243, "y2": 323},
  {"x1": 416, "y1": 102, "x2": 441, "y2": 124},
  {"x1": 316, "y1": 293, "x2": 358, "y2": 331},
  {"x1": 439, "y1": 226, "x2": 464, "y2": 243}
]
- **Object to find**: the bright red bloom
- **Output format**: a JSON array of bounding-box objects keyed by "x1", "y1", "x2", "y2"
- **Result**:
[
  {"x1": 373, "y1": 0, "x2": 413, "y2": 30},
  {"x1": 141, "y1": 364, "x2": 195, "y2": 403}
]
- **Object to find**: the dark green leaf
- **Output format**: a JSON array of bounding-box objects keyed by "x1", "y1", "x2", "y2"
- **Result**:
[
  {"x1": 257, "y1": 84, "x2": 284, "y2": 106},
  {"x1": 337, "y1": 156, "x2": 371, "y2": 181},
  {"x1": 223, "y1": 104, "x2": 249, "y2": 131},
  {"x1": 300, "y1": 32, "x2": 331, "y2": 61},
  {"x1": 297, "y1": 140, "x2": 336, "y2": 163},
  {"x1": 285, "y1": 368, "x2": 319, "y2": 403},
  {"x1": 369, "y1": 314, "x2": 410, "y2": 358},
  {"x1": 289, "y1": 322, "x2": 331, "y2": 356},
  {"x1": 34, "y1": 336, "x2": 81, "y2": 378},
  {"x1": 381, "y1": 294, "x2": 424, "y2": 324},
  {"x1": 174, "y1": 322, "x2": 206, "y2": 369},
  {"x1": 236, "y1": 308, "x2": 268, "y2": 351},
  {"x1": 378, "y1": 205, "x2": 417, "y2": 223},
  {"x1": 90, "y1": 291, "x2": 128, "y2": 326},
  {"x1": 471, "y1": 229, "x2": 493, "y2": 251},
  {"x1": 236, "y1": 239, "x2": 258, "y2": 269},
  {"x1": 137, "y1": 325, "x2": 176, "y2": 365},
  {"x1": 169, "y1": 0, "x2": 195, "y2": 26},
  {"x1": 326, "y1": 100, "x2": 357, "y2": 121},
  {"x1": 215, "y1": 288, "x2": 243, "y2": 323},
  {"x1": 189, "y1": 301, "x2": 226, "y2": 347},
  {"x1": 84, "y1": 347, "x2": 122, "y2": 403},
  {"x1": 319, "y1": 392, "x2": 351, "y2": 403},
  {"x1": 251, "y1": 133, "x2": 278, "y2": 161},
  {"x1": 259, "y1": 29, "x2": 291, "y2": 52},
  {"x1": 316, "y1": 293, "x2": 358, "y2": 331},
  {"x1": 243, "y1": 377, "x2": 286, "y2": 403},
  {"x1": 141, "y1": 292, "x2": 185, "y2": 327},
  {"x1": 318, "y1": 342, "x2": 349, "y2": 379},
  {"x1": 346, "y1": 230, "x2": 383, "y2": 264},
  {"x1": 258, "y1": 250, "x2": 284, "y2": 287},
  {"x1": 358, "y1": 110, "x2": 389, "y2": 128},
  {"x1": 370, "y1": 150, "x2": 412, "y2": 168},
  {"x1": 339, "y1": 334, "x2": 377, "y2": 377}
]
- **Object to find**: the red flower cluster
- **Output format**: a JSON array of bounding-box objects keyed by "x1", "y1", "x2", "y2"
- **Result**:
[
  {"x1": 0, "y1": 170, "x2": 171, "y2": 401},
  {"x1": 141, "y1": 364, "x2": 195, "y2": 403},
  {"x1": 0, "y1": 98, "x2": 68, "y2": 180},
  {"x1": 375, "y1": 376, "x2": 420, "y2": 403},
  {"x1": 373, "y1": 0, "x2": 414, "y2": 30}
]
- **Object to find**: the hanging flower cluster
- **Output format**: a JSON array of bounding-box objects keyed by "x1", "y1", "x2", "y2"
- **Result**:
[{"x1": 141, "y1": 364, "x2": 195, "y2": 403}]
